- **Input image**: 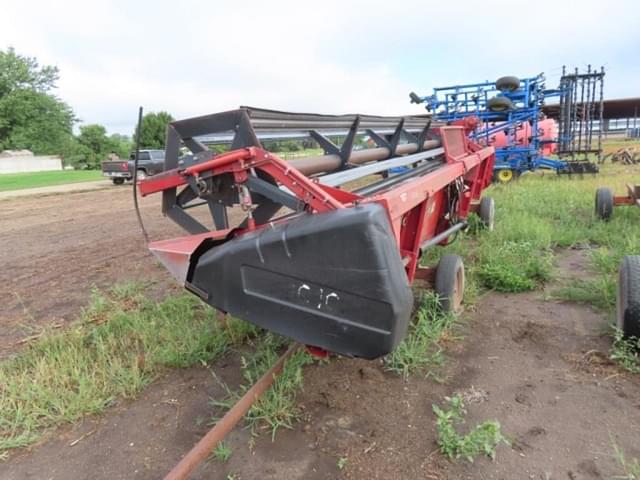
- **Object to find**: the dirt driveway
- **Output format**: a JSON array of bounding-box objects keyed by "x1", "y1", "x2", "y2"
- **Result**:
[
  {"x1": 1, "y1": 187, "x2": 639, "y2": 479},
  {"x1": 0, "y1": 185, "x2": 184, "y2": 358}
]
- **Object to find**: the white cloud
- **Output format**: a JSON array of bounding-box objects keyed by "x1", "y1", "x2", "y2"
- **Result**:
[{"x1": 2, "y1": 0, "x2": 639, "y2": 134}]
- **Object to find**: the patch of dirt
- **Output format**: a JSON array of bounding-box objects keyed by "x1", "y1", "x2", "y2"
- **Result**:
[
  {"x1": 439, "y1": 253, "x2": 640, "y2": 480},
  {"x1": 0, "y1": 185, "x2": 224, "y2": 358},
  {"x1": 2, "y1": 191, "x2": 640, "y2": 479}
]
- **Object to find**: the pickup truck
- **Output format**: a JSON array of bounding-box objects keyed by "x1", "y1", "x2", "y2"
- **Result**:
[{"x1": 101, "y1": 149, "x2": 165, "y2": 185}]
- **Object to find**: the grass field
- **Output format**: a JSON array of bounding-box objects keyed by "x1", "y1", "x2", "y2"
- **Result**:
[
  {"x1": 0, "y1": 170, "x2": 103, "y2": 192},
  {"x1": 0, "y1": 284, "x2": 259, "y2": 453}
]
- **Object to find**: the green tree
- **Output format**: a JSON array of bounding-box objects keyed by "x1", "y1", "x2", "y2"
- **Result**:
[
  {"x1": 0, "y1": 48, "x2": 75, "y2": 154},
  {"x1": 133, "y1": 111, "x2": 174, "y2": 149},
  {"x1": 78, "y1": 124, "x2": 111, "y2": 154},
  {"x1": 64, "y1": 124, "x2": 128, "y2": 170},
  {"x1": 0, "y1": 47, "x2": 59, "y2": 97},
  {"x1": 0, "y1": 89, "x2": 74, "y2": 154},
  {"x1": 109, "y1": 133, "x2": 132, "y2": 159}
]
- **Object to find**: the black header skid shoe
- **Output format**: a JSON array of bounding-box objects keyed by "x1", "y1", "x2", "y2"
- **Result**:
[{"x1": 188, "y1": 203, "x2": 413, "y2": 359}]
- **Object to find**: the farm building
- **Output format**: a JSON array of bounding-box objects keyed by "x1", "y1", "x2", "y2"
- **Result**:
[{"x1": 0, "y1": 150, "x2": 63, "y2": 174}]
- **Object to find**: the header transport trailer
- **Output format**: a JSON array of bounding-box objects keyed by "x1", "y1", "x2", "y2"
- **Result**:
[
  {"x1": 594, "y1": 184, "x2": 640, "y2": 340},
  {"x1": 138, "y1": 107, "x2": 496, "y2": 359}
]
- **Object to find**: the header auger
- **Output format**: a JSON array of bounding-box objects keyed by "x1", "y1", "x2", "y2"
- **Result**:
[{"x1": 139, "y1": 107, "x2": 495, "y2": 359}]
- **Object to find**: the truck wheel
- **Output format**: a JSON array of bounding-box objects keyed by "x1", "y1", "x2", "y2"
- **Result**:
[
  {"x1": 487, "y1": 96, "x2": 514, "y2": 112},
  {"x1": 136, "y1": 169, "x2": 147, "y2": 181},
  {"x1": 479, "y1": 196, "x2": 495, "y2": 231},
  {"x1": 496, "y1": 76, "x2": 520, "y2": 92},
  {"x1": 595, "y1": 187, "x2": 614, "y2": 220},
  {"x1": 112, "y1": 178, "x2": 125, "y2": 185},
  {"x1": 435, "y1": 255, "x2": 465, "y2": 313},
  {"x1": 617, "y1": 256, "x2": 640, "y2": 339}
]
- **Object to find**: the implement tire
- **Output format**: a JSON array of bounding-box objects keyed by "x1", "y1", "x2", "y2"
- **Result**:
[
  {"x1": 494, "y1": 169, "x2": 516, "y2": 183},
  {"x1": 595, "y1": 187, "x2": 614, "y2": 220},
  {"x1": 479, "y1": 196, "x2": 495, "y2": 231},
  {"x1": 435, "y1": 255, "x2": 465, "y2": 313},
  {"x1": 617, "y1": 256, "x2": 640, "y2": 339},
  {"x1": 496, "y1": 76, "x2": 520, "y2": 92},
  {"x1": 487, "y1": 96, "x2": 514, "y2": 112}
]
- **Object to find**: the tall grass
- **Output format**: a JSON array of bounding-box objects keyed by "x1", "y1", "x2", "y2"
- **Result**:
[
  {"x1": 212, "y1": 334, "x2": 314, "y2": 440},
  {"x1": 424, "y1": 164, "x2": 640, "y2": 303},
  {"x1": 385, "y1": 292, "x2": 457, "y2": 379}
]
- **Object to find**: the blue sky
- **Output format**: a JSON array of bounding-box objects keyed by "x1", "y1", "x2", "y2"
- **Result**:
[{"x1": 2, "y1": 0, "x2": 639, "y2": 135}]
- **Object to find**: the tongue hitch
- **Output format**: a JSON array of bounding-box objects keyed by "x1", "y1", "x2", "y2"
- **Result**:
[{"x1": 141, "y1": 107, "x2": 496, "y2": 359}]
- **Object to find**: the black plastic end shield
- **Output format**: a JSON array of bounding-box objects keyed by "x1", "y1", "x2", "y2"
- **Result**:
[{"x1": 189, "y1": 203, "x2": 412, "y2": 359}]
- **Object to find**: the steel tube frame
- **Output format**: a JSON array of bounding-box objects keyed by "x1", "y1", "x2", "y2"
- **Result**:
[
  {"x1": 287, "y1": 139, "x2": 442, "y2": 176},
  {"x1": 163, "y1": 343, "x2": 301, "y2": 480},
  {"x1": 146, "y1": 107, "x2": 442, "y2": 236},
  {"x1": 318, "y1": 147, "x2": 444, "y2": 187},
  {"x1": 420, "y1": 221, "x2": 467, "y2": 250}
]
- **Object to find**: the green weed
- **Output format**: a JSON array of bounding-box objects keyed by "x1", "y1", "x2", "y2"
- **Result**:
[
  {"x1": 477, "y1": 241, "x2": 553, "y2": 292},
  {"x1": 211, "y1": 441, "x2": 232, "y2": 463},
  {"x1": 610, "y1": 330, "x2": 640, "y2": 374},
  {"x1": 612, "y1": 438, "x2": 640, "y2": 479},
  {"x1": 433, "y1": 394, "x2": 507, "y2": 462},
  {"x1": 337, "y1": 456, "x2": 348, "y2": 470},
  {"x1": 552, "y1": 277, "x2": 616, "y2": 311},
  {"x1": 433, "y1": 164, "x2": 640, "y2": 296},
  {"x1": 385, "y1": 292, "x2": 457, "y2": 379},
  {"x1": 213, "y1": 334, "x2": 314, "y2": 440},
  {"x1": 0, "y1": 285, "x2": 257, "y2": 455}
]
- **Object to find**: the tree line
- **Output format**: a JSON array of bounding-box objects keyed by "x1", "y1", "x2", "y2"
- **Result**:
[{"x1": 0, "y1": 48, "x2": 174, "y2": 169}]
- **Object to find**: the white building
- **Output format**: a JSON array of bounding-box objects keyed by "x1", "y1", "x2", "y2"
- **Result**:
[{"x1": 0, "y1": 150, "x2": 63, "y2": 174}]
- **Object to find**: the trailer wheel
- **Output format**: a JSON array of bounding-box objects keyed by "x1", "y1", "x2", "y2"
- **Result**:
[
  {"x1": 494, "y1": 169, "x2": 516, "y2": 183},
  {"x1": 435, "y1": 255, "x2": 465, "y2": 313},
  {"x1": 479, "y1": 196, "x2": 495, "y2": 231},
  {"x1": 112, "y1": 178, "x2": 125, "y2": 185},
  {"x1": 617, "y1": 256, "x2": 640, "y2": 339},
  {"x1": 487, "y1": 96, "x2": 514, "y2": 112},
  {"x1": 595, "y1": 187, "x2": 614, "y2": 220},
  {"x1": 496, "y1": 76, "x2": 520, "y2": 92}
]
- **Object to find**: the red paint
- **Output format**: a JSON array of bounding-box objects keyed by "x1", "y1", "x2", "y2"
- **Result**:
[
  {"x1": 305, "y1": 345, "x2": 330, "y2": 358},
  {"x1": 485, "y1": 119, "x2": 558, "y2": 156},
  {"x1": 140, "y1": 122, "x2": 495, "y2": 285}
]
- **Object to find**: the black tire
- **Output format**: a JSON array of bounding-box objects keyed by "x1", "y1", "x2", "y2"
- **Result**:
[
  {"x1": 595, "y1": 187, "x2": 614, "y2": 220},
  {"x1": 112, "y1": 178, "x2": 125, "y2": 185},
  {"x1": 617, "y1": 256, "x2": 640, "y2": 338},
  {"x1": 479, "y1": 196, "x2": 495, "y2": 231},
  {"x1": 435, "y1": 255, "x2": 465, "y2": 313},
  {"x1": 496, "y1": 76, "x2": 520, "y2": 92},
  {"x1": 487, "y1": 96, "x2": 514, "y2": 112}
]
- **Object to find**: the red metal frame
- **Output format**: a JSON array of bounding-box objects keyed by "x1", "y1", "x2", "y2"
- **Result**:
[
  {"x1": 613, "y1": 184, "x2": 640, "y2": 207},
  {"x1": 141, "y1": 125, "x2": 495, "y2": 284}
]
